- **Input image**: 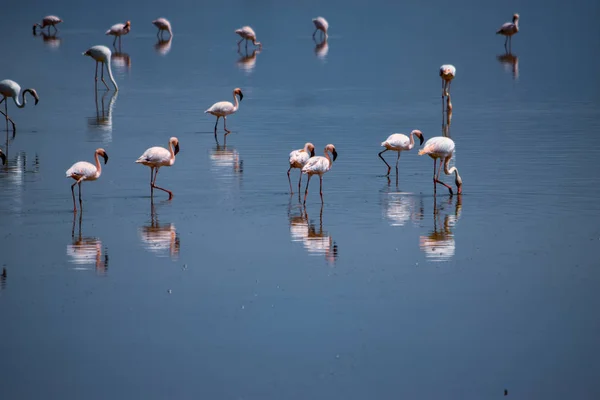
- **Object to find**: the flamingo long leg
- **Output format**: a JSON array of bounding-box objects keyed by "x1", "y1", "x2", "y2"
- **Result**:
[
  {"x1": 447, "y1": 80, "x2": 452, "y2": 97},
  {"x1": 78, "y1": 181, "x2": 83, "y2": 209},
  {"x1": 100, "y1": 62, "x2": 109, "y2": 90},
  {"x1": 378, "y1": 149, "x2": 391, "y2": 176},
  {"x1": 312, "y1": 28, "x2": 318, "y2": 38},
  {"x1": 319, "y1": 175, "x2": 324, "y2": 203},
  {"x1": 435, "y1": 158, "x2": 454, "y2": 195},
  {"x1": 303, "y1": 174, "x2": 312, "y2": 204},
  {"x1": 395, "y1": 151, "x2": 401, "y2": 177},
  {"x1": 71, "y1": 181, "x2": 78, "y2": 212},
  {"x1": 287, "y1": 166, "x2": 293, "y2": 193},
  {"x1": 298, "y1": 171, "x2": 303, "y2": 193},
  {"x1": 0, "y1": 109, "x2": 15, "y2": 133},
  {"x1": 151, "y1": 168, "x2": 173, "y2": 199}
]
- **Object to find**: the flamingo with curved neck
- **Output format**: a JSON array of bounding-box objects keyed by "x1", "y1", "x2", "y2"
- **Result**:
[
  {"x1": 136, "y1": 137, "x2": 180, "y2": 199},
  {"x1": 205, "y1": 88, "x2": 244, "y2": 144},
  {"x1": 66, "y1": 148, "x2": 109, "y2": 212},
  {"x1": 0, "y1": 79, "x2": 40, "y2": 134},
  {"x1": 83, "y1": 46, "x2": 118, "y2": 91},
  {"x1": 301, "y1": 144, "x2": 338, "y2": 204}
]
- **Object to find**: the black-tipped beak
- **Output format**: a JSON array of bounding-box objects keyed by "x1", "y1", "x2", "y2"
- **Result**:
[
  {"x1": 102, "y1": 154, "x2": 109, "y2": 164},
  {"x1": 310, "y1": 149, "x2": 315, "y2": 158},
  {"x1": 419, "y1": 134, "x2": 424, "y2": 146},
  {"x1": 0, "y1": 153, "x2": 6, "y2": 165},
  {"x1": 174, "y1": 143, "x2": 180, "y2": 155},
  {"x1": 332, "y1": 149, "x2": 338, "y2": 162},
  {"x1": 238, "y1": 91, "x2": 244, "y2": 101},
  {"x1": 32, "y1": 25, "x2": 37, "y2": 35},
  {"x1": 34, "y1": 98, "x2": 39, "y2": 106}
]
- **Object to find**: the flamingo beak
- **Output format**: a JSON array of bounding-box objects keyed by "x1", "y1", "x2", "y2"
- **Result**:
[
  {"x1": 83, "y1": 50, "x2": 91, "y2": 57},
  {"x1": 238, "y1": 91, "x2": 244, "y2": 101},
  {"x1": 332, "y1": 149, "x2": 338, "y2": 161},
  {"x1": 310, "y1": 149, "x2": 315, "y2": 157},
  {"x1": 419, "y1": 133, "x2": 424, "y2": 146},
  {"x1": 0, "y1": 152, "x2": 6, "y2": 165},
  {"x1": 102, "y1": 153, "x2": 109, "y2": 164},
  {"x1": 174, "y1": 143, "x2": 180, "y2": 155}
]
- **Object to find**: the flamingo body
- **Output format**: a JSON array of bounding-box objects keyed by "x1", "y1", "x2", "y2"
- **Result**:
[
  {"x1": 0, "y1": 79, "x2": 40, "y2": 134},
  {"x1": 419, "y1": 137, "x2": 462, "y2": 195},
  {"x1": 312, "y1": 17, "x2": 329, "y2": 38},
  {"x1": 235, "y1": 26, "x2": 261, "y2": 49},
  {"x1": 288, "y1": 142, "x2": 315, "y2": 193},
  {"x1": 33, "y1": 15, "x2": 62, "y2": 33},
  {"x1": 136, "y1": 137, "x2": 179, "y2": 199},
  {"x1": 153, "y1": 18, "x2": 172, "y2": 37}
]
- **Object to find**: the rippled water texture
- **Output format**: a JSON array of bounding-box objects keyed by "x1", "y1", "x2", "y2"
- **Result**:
[{"x1": 1, "y1": 0, "x2": 600, "y2": 398}]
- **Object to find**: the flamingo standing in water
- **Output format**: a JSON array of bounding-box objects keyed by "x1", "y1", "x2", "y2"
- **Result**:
[
  {"x1": 312, "y1": 17, "x2": 329, "y2": 39},
  {"x1": 205, "y1": 88, "x2": 243, "y2": 143},
  {"x1": 418, "y1": 137, "x2": 462, "y2": 195},
  {"x1": 153, "y1": 18, "x2": 173, "y2": 39},
  {"x1": 106, "y1": 21, "x2": 131, "y2": 47},
  {"x1": 497, "y1": 14, "x2": 519, "y2": 49},
  {"x1": 0, "y1": 79, "x2": 39, "y2": 134},
  {"x1": 235, "y1": 26, "x2": 262, "y2": 50},
  {"x1": 66, "y1": 148, "x2": 109, "y2": 212},
  {"x1": 83, "y1": 46, "x2": 118, "y2": 91},
  {"x1": 288, "y1": 142, "x2": 315, "y2": 194},
  {"x1": 136, "y1": 137, "x2": 180, "y2": 200},
  {"x1": 33, "y1": 15, "x2": 62, "y2": 34},
  {"x1": 302, "y1": 144, "x2": 338, "y2": 204},
  {"x1": 379, "y1": 130, "x2": 424, "y2": 177},
  {"x1": 439, "y1": 64, "x2": 456, "y2": 98}
]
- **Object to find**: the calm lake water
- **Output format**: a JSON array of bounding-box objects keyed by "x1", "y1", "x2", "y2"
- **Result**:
[{"x1": 1, "y1": 0, "x2": 600, "y2": 398}]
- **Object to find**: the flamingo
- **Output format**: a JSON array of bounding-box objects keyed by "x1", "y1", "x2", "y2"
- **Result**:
[
  {"x1": 302, "y1": 144, "x2": 338, "y2": 204},
  {"x1": 235, "y1": 26, "x2": 262, "y2": 50},
  {"x1": 288, "y1": 142, "x2": 315, "y2": 194},
  {"x1": 418, "y1": 137, "x2": 462, "y2": 195},
  {"x1": 136, "y1": 137, "x2": 180, "y2": 199},
  {"x1": 33, "y1": 15, "x2": 62, "y2": 34},
  {"x1": 497, "y1": 14, "x2": 519, "y2": 49},
  {"x1": 312, "y1": 17, "x2": 329, "y2": 39},
  {"x1": 439, "y1": 64, "x2": 456, "y2": 98},
  {"x1": 379, "y1": 130, "x2": 424, "y2": 177},
  {"x1": 106, "y1": 21, "x2": 131, "y2": 47},
  {"x1": 66, "y1": 148, "x2": 109, "y2": 212},
  {"x1": 205, "y1": 88, "x2": 243, "y2": 143},
  {"x1": 0, "y1": 148, "x2": 5, "y2": 165},
  {"x1": 83, "y1": 45, "x2": 118, "y2": 91},
  {"x1": 153, "y1": 18, "x2": 173, "y2": 39},
  {"x1": 0, "y1": 79, "x2": 39, "y2": 135}
]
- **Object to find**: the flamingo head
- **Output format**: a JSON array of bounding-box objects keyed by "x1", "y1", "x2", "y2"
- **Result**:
[
  {"x1": 25, "y1": 89, "x2": 40, "y2": 105},
  {"x1": 411, "y1": 130, "x2": 425, "y2": 146},
  {"x1": 0, "y1": 149, "x2": 5, "y2": 165},
  {"x1": 83, "y1": 48, "x2": 92, "y2": 57},
  {"x1": 125, "y1": 21, "x2": 131, "y2": 28},
  {"x1": 513, "y1": 14, "x2": 519, "y2": 22},
  {"x1": 96, "y1": 148, "x2": 109, "y2": 164},
  {"x1": 305, "y1": 143, "x2": 315, "y2": 157},
  {"x1": 170, "y1": 137, "x2": 180, "y2": 155},
  {"x1": 326, "y1": 144, "x2": 338, "y2": 162},
  {"x1": 234, "y1": 88, "x2": 243, "y2": 101},
  {"x1": 235, "y1": 28, "x2": 243, "y2": 35},
  {"x1": 456, "y1": 175, "x2": 463, "y2": 194}
]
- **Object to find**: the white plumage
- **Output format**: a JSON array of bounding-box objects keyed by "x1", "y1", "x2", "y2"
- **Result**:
[
  {"x1": 497, "y1": 14, "x2": 519, "y2": 48},
  {"x1": 106, "y1": 21, "x2": 131, "y2": 47},
  {"x1": 66, "y1": 148, "x2": 109, "y2": 212},
  {"x1": 235, "y1": 26, "x2": 262, "y2": 49},
  {"x1": 302, "y1": 144, "x2": 338, "y2": 204},
  {"x1": 33, "y1": 15, "x2": 62, "y2": 34},
  {"x1": 0, "y1": 79, "x2": 40, "y2": 134},
  {"x1": 136, "y1": 137, "x2": 180, "y2": 199},
  {"x1": 153, "y1": 18, "x2": 172, "y2": 38},
  {"x1": 83, "y1": 45, "x2": 118, "y2": 91},
  {"x1": 288, "y1": 142, "x2": 315, "y2": 193},
  {"x1": 205, "y1": 88, "x2": 244, "y2": 143},
  {"x1": 439, "y1": 64, "x2": 456, "y2": 98},
  {"x1": 379, "y1": 130, "x2": 424, "y2": 176},
  {"x1": 419, "y1": 137, "x2": 462, "y2": 195},
  {"x1": 312, "y1": 17, "x2": 329, "y2": 38}
]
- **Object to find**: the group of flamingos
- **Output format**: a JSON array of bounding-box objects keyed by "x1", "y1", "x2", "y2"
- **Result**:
[{"x1": 1, "y1": 13, "x2": 520, "y2": 211}]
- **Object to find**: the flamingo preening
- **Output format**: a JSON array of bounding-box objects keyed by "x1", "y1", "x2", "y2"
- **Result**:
[
  {"x1": 33, "y1": 15, "x2": 62, "y2": 34},
  {"x1": 83, "y1": 46, "x2": 118, "y2": 91},
  {"x1": 497, "y1": 14, "x2": 519, "y2": 49},
  {"x1": 66, "y1": 148, "x2": 109, "y2": 212},
  {"x1": 418, "y1": 137, "x2": 462, "y2": 195},
  {"x1": 288, "y1": 142, "x2": 315, "y2": 194},
  {"x1": 205, "y1": 88, "x2": 243, "y2": 143},
  {"x1": 152, "y1": 18, "x2": 173, "y2": 39},
  {"x1": 0, "y1": 79, "x2": 39, "y2": 135},
  {"x1": 312, "y1": 17, "x2": 329, "y2": 39},
  {"x1": 136, "y1": 137, "x2": 180, "y2": 199},
  {"x1": 379, "y1": 130, "x2": 424, "y2": 177},
  {"x1": 439, "y1": 64, "x2": 456, "y2": 98},
  {"x1": 235, "y1": 26, "x2": 262, "y2": 50},
  {"x1": 106, "y1": 21, "x2": 131, "y2": 47},
  {"x1": 302, "y1": 144, "x2": 338, "y2": 204}
]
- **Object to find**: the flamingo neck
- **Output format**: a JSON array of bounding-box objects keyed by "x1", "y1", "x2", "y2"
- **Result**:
[
  {"x1": 324, "y1": 149, "x2": 332, "y2": 168},
  {"x1": 94, "y1": 152, "x2": 102, "y2": 177},
  {"x1": 106, "y1": 56, "x2": 119, "y2": 91},
  {"x1": 169, "y1": 141, "x2": 176, "y2": 160},
  {"x1": 13, "y1": 90, "x2": 27, "y2": 108},
  {"x1": 444, "y1": 158, "x2": 460, "y2": 183},
  {"x1": 232, "y1": 91, "x2": 239, "y2": 111},
  {"x1": 408, "y1": 132, "x2": 415, "y2": 150}
]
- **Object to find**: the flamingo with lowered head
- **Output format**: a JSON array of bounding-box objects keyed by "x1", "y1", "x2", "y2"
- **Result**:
[
  {"x1": 205, "y1": 88, "x2": 243, "y2": 143},
  {"x1": 418, "y1": 137, "x2": 462, "y2": 195},
  {"x1": 439, "y1": 64, "x2": 456, "y2": 98},
  {"x1": 379, "y1": 130, "x2": 424, "y2": 177},
  {"x1": 136, "y1": 137, "x2": 180, "y2": 199},
  {"x1": 288, "y1": 142, "x2": 315, "y2": 194},
  {"x1": 235, "y1": 26, "x2": 262, "y2": 50},
  {"x1": 33, "y1": 15, "x2": 62, "y2": 34},
  {"x1": 0, "y1": 79, "x2": 39, "y2": 134},
  {"x1": 497, "y1": 14, "x2": 519, "y2": 49},
  {"x1": 83, "y1": 46, "x2": 118, "y2": 91},
  {"x1": 312, "y1": 17, "x2": 329, "y2": 39},
  {"x1": 153, "y1": 18, "x2": 173, "y2": 38},
  {"x1": 66, "y1": 148, "x2": 109, "y2": 212},
  {"x1": 302, "y1": 144, "x2": 338, "y2": 204},
  {"x1": 106, "y1": 21, "x2": 131, "y2": 47}
]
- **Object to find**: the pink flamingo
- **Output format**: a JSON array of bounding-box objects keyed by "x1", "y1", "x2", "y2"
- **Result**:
[
  {"x1": 288, "y1": 142, "x2": 315, "y2": 194},
  {"x1": 205, "y1": 88, "x2": 243, "y2": 143},
  {"x1": 0, "y1": 79, "x2": 39, "y2": 134},
  {"x1": 106, "y1": 21, "x2": 131, "y2": 47},
  {"x1": 497, "y1": 14, "x2": 520, "y2": 49},
  {"x1": 136, "y1": 137, "x2": 180, "y2": 199},
  {"x1": 66, "y1": 148, "x2": 109, "y2": 212},
  {"x1": 312, "y1": 17, "x2": 329, "y2": 39},
  {"x1": 153, "y1": 18, "x2": 173, "y2": 39},
  {"x1": 418, "y1": 137, "x2": 462, "y2": 195},
  {"x1": 33, "y1": 15, "x2": 62, "y2": 34},
  {"x1": 235, "y1": 26, "x2": 262, "y2": 50},
  {"x1": 379, "y1": 130, "x2": 424, "y2": 176},
  {"x1": 302, "y1": 144, "x2": 338, "y2": 204}
]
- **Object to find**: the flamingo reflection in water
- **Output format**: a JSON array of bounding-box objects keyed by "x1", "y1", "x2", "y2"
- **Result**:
[
  {"x1": 139, "y1": 199, "x2": 180, "y2": 259},
  {"x1": 155, "y1": 36, "x2": 173, "y2": 56},
  {"x1": 236, "y1": 48, "x2": 261, "y2": 74},
  {"x1": 87, "y1": 90, "x2": 117, "y2": 142},
  {"x1": 382, "y1": 192, "x2": 424, "y2": 227},
  {"x1": 497, "y1": 51, "x2": 519, "y2": 80},
  {"x1": 442, "y1": 94, "x2": 452, "y2": 138},
  {"x1": 67, "y1": 212, "x2": 109, "y2": 275},
  {"x1": 420, "y1": 195, "x2": 462, "y2": 262},
  {"x1": 0, "y1": 150, "x2": 40, "y2": 214},
  {"x1": 314, "y1": 37, "x2": 329, "y2": 60},
  {"x1": 210, "y1": 144, "x2": 243, "y2": 178},
  {"x1": 33, "y1": 30, "x2": 61, "y2": 50},
  {"x1": 112, "y1": 49, "x2": 132, "y2": 72},
  {"x1": 0, "y1": 267, "x2": 6, "y2": 291},
  {"x1": 288, "y1": 201, "x2": 338, "y2": 265}
]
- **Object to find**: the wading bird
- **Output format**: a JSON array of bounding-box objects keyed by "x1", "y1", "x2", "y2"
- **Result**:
[
  {"x1": 379, "y1": 130, "x2": 424, "y2": 177},
  {"x1": 153, "y1": 18, "x2": 172, "y2": 39},
  {"x1": 66, "y1": 148, "x2": 109, "y2": 212},
  {"x1": 0, "y1": 79, "x2": 39, "y2": 134},
  {"x1": 205, "y1": 88, "x2": 243, "y2": 144},
  {"x1": 288, "y1": 142, "x2": 315, "y2": 194},
  {"x1": 33, "y1": 15, "x2": 62, "y2": 34},
  {"x1": 106, "y1": 21, "x2": 131, "y2": 47},
  {"x1": 439, "y1": 64, "x2": 456, "y2": 98},
  {"x1": 235, "y1": 26, "x2": 262, "y2": 50},
  {"x1": 302, "y1": 144, "x2": 338, "y2": 204},
  {"x1": 312, "y1": 17, "x2": 329, "y2": 39},
  {"x1": 418, "y1": 137, "x2": 462, "y2": 195},
  {"x1": 83, "y1": 45, "x2": 118, "y2": 91},
  {"x1": 497, "y1": 13, "x2": 519, "y2": 49},
  {"x1": 136, "y1": 137, "x2": 180, "y2": 200}
]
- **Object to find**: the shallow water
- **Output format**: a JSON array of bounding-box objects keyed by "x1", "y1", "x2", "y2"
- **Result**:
[{"x1": 1, "y1": 0, "x2": 600, "y2": 398}]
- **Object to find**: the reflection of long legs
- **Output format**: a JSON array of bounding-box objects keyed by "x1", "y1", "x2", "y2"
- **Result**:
[{"x1": 378, "y1": 149, "x2": 391, "y2": 176}]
